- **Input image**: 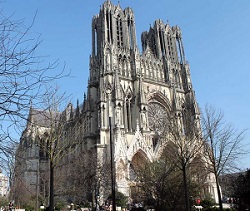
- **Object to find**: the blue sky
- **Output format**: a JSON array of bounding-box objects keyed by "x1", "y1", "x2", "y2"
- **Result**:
[{"x1": 2, "y1": 1, "x2": 250, "y2": 169}]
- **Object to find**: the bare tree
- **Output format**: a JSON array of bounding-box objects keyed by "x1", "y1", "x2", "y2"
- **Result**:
[
  {"x1": 0, "y1": 7, "x2": 66, "y2": 171},
  {"x1": 202, "y1": 105, "x2": 247, "y2": 211},
  {"x1": 55, "y1": 149, "x2": 94, "y2": 204},
  {"x1": 36, "y1": 89, "x2": 82, "y2": 211},
  {"x1": 11, "y1": 177, "x2": 36, "y2": 208},
  {"x1": 0, "y1": 141, "x2": 17, "y2": 186},
  {"x1": 12, "y1": 87, "x2": 81, "y2": 210},
  {"x1": 163, "y1": 102, "x2": 205, "y2": 211},
  {"x1": 232, "y1": 169, "x2": 250, "y2": 210},
  {"x1": 134, "y1": 154, "x2": 186, "y2": 211},
  {"x1": 145, "y1": 99, "x2": 206, "y2": 210},
  {"x1": 63, "y1": 148, "x2": 111, "y2": 209},
  {"x1": 10, "y1": 142, "x2": 40, "y2": 209}
]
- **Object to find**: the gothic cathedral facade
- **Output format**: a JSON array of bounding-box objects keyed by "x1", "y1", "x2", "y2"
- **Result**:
[
  {"x1": 14, "y1": 0, "x2": 219, "y2": 206},
  {"x1": 86, "y1": 0, "x2": 217, "y2": 202}
]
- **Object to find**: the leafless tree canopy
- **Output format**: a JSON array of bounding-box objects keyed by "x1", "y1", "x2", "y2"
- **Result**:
[
  {"x1": 202, "y1": 105, "x2": 247, "y2": 211},
  {"x1": 0, "y1": 9, "x2": 66, "y2": 176},
  {"x1": 202, "y1": 105, "x2": 247, "y2": 175}
]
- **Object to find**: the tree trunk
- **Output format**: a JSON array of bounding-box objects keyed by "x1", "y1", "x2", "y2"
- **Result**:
[
  {"x1": 48, "y1": 161, "x2": 54, "y2": 211},
  {"x1": 215, "y1": 174, "x2": 223, "y2": 211},
  {"x1": 182, "y1": 166, "x2": 190, "y2": 211}
]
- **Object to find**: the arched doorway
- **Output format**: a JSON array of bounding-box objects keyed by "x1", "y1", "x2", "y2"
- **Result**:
[{"x1": 129, "y1": 150, "x2": 149, "y2": 203}]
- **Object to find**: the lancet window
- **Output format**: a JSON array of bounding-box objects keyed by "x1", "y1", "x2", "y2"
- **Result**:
[
  {"x1": 106, "y1": 11, "x2": 113, "y2": 43},
  {"x1": 94, "y1": 26, "x2": 98, "y2": 56},
  {"x1": 124, "y1": 93, "x2": 132, "y2": 131},
  {"x1": 127, "y1": 17, "x2": 134, "y2": 49},
  {"x1": 159, "y1": 29, "x2": 166, "y2": 57},
  {"x1": 116, "y1": 15, "x2": 123, "y2": 47},
  {"x1": 102, "y1": 105, "x2": 106, "y2": 127}
]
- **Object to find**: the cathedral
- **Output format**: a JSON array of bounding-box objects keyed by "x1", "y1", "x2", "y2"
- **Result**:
[{"x1": 13, "y1": 0, "x2": 218, "y2": 208}]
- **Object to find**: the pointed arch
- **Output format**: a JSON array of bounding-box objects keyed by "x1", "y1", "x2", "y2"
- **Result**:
[
  {"x1": 129, "y1": 149, "x2": 149, "y2": 181},
  {"x1": 117, "y1": 159, "x2": 127, "y2": 181},
  {"x1": 129, "y1": 150, "x2": 150, "y2": 202},
  {"x1": 157, "y1": 140, "x2": 178, "y2": 160},
  {"x1": 147, "y1": 91, "x2": 171, "y2": 109}
]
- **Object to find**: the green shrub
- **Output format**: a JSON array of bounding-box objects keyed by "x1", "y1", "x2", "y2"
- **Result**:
[
  {"x1": 23, "y1": 204, "x2": 35, "y2": 211},
  {"x1": 107, "y1": 191, "x2": 128, "y2": 208},
  {"x1": 0, "y1": 196, "x2": 8, "y2": 207},
  {"x1": 200, "y1": 197, "x2": 215, "y2": 209},
  {"x1": 55, "y1": 200, "x2": 66, "y2": 210}
]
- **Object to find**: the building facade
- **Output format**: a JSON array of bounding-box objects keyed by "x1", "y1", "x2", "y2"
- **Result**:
[
  {"x1": 87, "y1": 0, "x2": 217, "y2": 200},
  {"x1": 0, "y1": 170, "x2": 8, "y2": 197},
  {"x1": 14, "y1": 0, "x2": 218, "y2": 206}
]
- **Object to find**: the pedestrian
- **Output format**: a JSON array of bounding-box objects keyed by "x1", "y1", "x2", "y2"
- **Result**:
[{"x1": 8, "y1": 202, "x2": 13, "y2": 211}]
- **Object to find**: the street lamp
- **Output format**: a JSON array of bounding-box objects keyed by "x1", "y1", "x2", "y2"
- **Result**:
[{"x1": 109, "y1": 117, "x2": 116, "y2": 211}]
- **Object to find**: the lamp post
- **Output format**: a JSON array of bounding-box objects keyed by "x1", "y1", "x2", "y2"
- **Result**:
[
  {"x1": 36, "y1": 161, "x2": 39, "y2": 211},
  {"x1": 109, "y1": 117, "x2": 116, "y2": 211}
]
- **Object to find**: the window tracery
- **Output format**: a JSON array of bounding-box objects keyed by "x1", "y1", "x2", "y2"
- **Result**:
[{"x1": 148, "y1": 102, "x2": 169, "y2": 149}]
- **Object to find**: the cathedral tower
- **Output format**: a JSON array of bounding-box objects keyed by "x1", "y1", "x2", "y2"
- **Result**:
[{"x1": 82, "y1": 0, "x2": 210, "y2": 201}]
